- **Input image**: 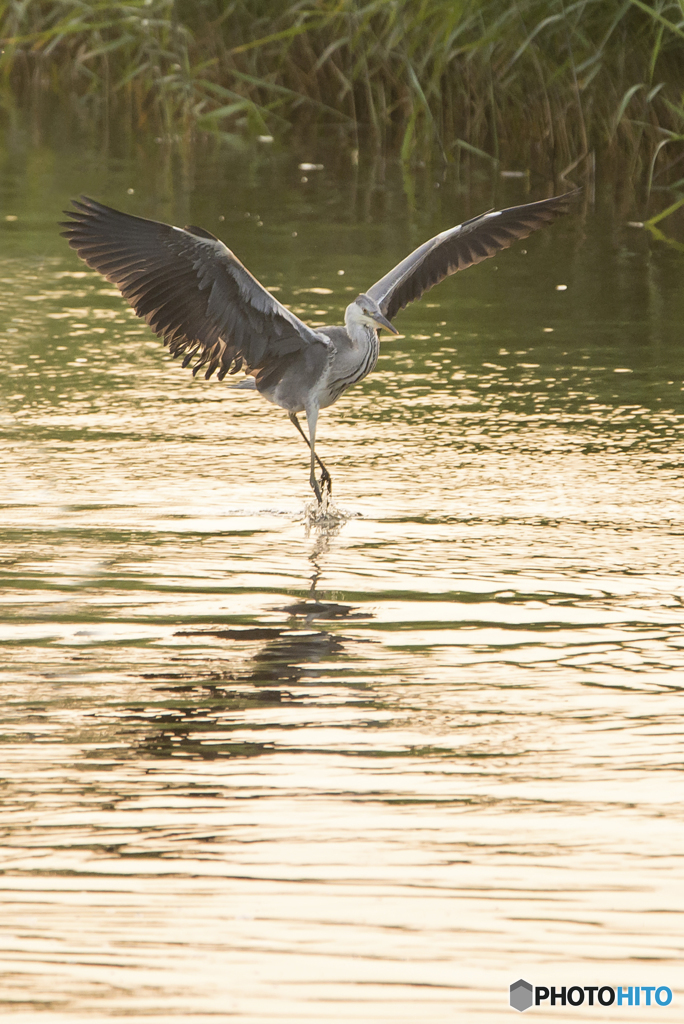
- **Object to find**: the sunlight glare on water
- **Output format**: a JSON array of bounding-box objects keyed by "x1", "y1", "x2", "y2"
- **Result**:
[{"x1": 1, "y1": 136, "x2": 684, "y2": 1022}]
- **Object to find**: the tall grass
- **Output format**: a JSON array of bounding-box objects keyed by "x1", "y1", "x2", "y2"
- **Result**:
[{"x1": 2, "y1": 0, "x2": 684, "y2": 187}]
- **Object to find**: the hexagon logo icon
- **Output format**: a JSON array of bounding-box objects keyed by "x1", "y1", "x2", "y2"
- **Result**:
[{"x1": 510, "y1": 979, "x2": 533, "y2": 1012}]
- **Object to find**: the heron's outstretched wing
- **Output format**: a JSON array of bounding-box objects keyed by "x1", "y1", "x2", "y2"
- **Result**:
[
  {"x1": 367, "y1": 190, "x2": 579, "y2": 323},
  {"x1": 61, "y1": 197, "x2": 328, "y2": 381}
]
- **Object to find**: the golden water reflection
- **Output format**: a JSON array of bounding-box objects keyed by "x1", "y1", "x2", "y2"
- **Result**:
[{"x1": 1, "y1": 142, "x2": 683, "y2": 1021}]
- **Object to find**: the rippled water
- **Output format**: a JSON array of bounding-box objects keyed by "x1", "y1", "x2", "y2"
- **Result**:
[{"x1": 1, "y1": 137, "x2": 684, "y2": 1021}]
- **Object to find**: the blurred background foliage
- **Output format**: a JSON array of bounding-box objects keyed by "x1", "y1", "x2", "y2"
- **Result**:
[{"x1": 1, "y1": 0, "x2": 684, "y2": 189}]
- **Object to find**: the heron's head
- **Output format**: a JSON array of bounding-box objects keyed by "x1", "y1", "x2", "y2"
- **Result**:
[{"x1": 346, "y1": 293, "x2": 399, "y2": 335}]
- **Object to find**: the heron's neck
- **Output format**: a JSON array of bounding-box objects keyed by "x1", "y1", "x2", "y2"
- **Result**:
[
  {"x1": 324, "y1": 305, "x2": 379, "y2": 401},
  {"x1": 344, "y1": 304, "x2": 379, "y2": 355}
]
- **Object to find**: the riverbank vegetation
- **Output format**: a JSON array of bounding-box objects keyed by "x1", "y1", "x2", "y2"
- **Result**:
[{"x1": 2, "y1": 0, "x2": 684, "y2": 189}]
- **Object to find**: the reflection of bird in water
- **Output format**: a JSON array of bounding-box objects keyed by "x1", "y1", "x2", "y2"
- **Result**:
[
  {"x1": 142, "y1": 625, "x2": 362, "y2": 760},
  {"x1": 135, "y1": 626, "x2": 351, "y2": 760},
  {"x1": 136, "y1": 534, "x2": 369, "y2": 759},
  {"x1": 62, "y1": 190, "x2": 577, "y2": 502}
]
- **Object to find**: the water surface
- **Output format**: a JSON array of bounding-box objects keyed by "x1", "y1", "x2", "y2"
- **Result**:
[{"x1": 1, "y1": 136, "x2": 684, "y2": 1021}]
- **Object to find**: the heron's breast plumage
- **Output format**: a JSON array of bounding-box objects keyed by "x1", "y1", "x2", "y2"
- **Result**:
[{"x1": 321, "y1": 324, "x2": 379, "y2": 406}]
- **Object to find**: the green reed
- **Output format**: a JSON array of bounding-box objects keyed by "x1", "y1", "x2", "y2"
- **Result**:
[{"x1": 2, "y1": 0, "x2": 684, "y2": 188}]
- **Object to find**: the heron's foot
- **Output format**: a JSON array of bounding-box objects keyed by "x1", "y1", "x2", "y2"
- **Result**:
[{"x1": 310, "y1": 468, "x2": 332, "y2": 504}]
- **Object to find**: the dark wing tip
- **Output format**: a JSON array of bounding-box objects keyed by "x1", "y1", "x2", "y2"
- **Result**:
[
  {"x1": 62, "y1": 195, "x2": 107, "y2": 217},
  {"x1": 541, "y1": 186, "x2": 582, "y2": 210},
  {"x1": 556, "y1": 186, "x2": 582, "y2": 200},
  {"x1": 486, "y1": 187, "x2": 581, "y2": 225},
  {"x1": 60, "y1": 196, "x2": 121, "y2": 238}
]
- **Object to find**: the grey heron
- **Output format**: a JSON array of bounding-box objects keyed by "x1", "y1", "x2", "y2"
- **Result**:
[{"x1": 62, "y1": 190, "x2": 578, "y2": 502}]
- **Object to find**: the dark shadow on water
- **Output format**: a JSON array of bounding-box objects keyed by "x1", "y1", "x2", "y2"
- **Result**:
[
  {"x1": 128, "y1": 541, "x2": 377, "y2": 761},
  {"x1": 133, "y1": 629, "x2": 360, "y2": 761}
]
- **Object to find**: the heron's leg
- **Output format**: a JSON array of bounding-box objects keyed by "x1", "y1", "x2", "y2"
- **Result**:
[
  {"x1": 306, "y1": 406, "x2": 322, "y2": 503},
  {"x1": 288, "y1": 411, "x2": 332, "y2": 497}
]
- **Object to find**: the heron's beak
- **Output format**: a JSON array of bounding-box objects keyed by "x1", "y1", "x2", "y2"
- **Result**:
[{"x1": 372, "y1": 310, "x2": 399, "y2": 335}]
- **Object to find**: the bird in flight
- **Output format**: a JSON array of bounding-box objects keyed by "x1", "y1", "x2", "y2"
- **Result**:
[{"x1": 62, "y1": 190, "x2": 577, "y2": 502}]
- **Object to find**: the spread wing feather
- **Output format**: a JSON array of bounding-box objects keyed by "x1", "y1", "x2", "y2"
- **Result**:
[
  {"x1": 367, "y1": 190, "x2": 579, "y2": 323},
  {"x1": 61, "y1": 197, "x2": 327, "y2": 381}
]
